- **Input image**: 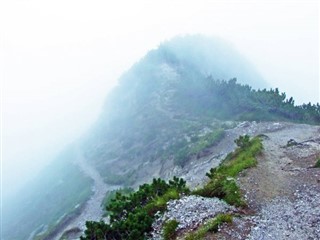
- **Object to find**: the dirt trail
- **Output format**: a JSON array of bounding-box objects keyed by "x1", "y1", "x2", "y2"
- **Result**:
[
  {"x1": 176, "y1": 121, "x2": 289, "y2": 188},
  {"x1": 239, "y1": 124, "x2": 320, "y2": 207},
  {"x1": 214, "y1": 123, "x2": 320, "y2": 240},
  {"x1": 53, "y1": 147, "x2": 120, "y2": 240}
]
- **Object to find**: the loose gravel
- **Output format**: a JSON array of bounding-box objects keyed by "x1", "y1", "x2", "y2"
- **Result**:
[
  {"x1": 150, "y1": 195, "x2": 235, "y2": 239},
  {"x1": 247, "y1": 186, "x2": 320, "y2": 240}
]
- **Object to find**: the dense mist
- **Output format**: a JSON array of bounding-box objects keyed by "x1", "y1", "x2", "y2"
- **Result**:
[{"x1": 0, "y1": 1, "x2": 319, "y2": 239}]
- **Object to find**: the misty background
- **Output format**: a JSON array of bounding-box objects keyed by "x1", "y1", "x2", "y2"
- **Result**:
[{"x1": 1, "y1": 0, "x2": 319, "y2": 201}]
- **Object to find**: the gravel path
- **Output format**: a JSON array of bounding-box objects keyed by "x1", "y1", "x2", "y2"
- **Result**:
[
  {"x1": 248, "y1": 186, "x2": 320, "y2": 240},
  {"x1": 217, "y1": 123, "x2": 320, "y2": 240},
  {"x1": 172, "y1": 121, "x2": 288, "y2": 189},
  {"x1": 244, "y1": 125, "x2": 320, "y2": 240}
]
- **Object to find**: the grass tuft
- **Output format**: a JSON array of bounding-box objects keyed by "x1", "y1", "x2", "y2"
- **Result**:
[
  {"x1": 185, "y1": 214, "x2": 233, "y2": 240},
  {"x1": 193, "y1": 135, "x2": 263, "y2": 207},
  {"x1": 162, "y1": 219, "x2": 179, "y2": 240}
]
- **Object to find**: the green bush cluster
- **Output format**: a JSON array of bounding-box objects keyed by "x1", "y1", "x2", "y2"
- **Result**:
[
  {"x1": 81, "y1": 177, "x2": 189, "y2": 240},
  {"x1": 176, "y1": 77, "x2": 320, "y2": 124},
  {"x1": 193, "y1": 135, "x2": 263, "y2": 206},
  {"x1": 101, "y1": 188, "x2": 133, "y2": 215},
  {"x1": 81, "y1": 136, "x2": 264, "y2": 240}
]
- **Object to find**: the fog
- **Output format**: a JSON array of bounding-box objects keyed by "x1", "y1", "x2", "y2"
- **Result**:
[{"x1": 1, "y1": 0, "x2": 319, "y2": 200}]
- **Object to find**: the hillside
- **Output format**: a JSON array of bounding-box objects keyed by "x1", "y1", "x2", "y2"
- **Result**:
[
  {"x1": 81, "y1": 122, "x2": 320, "y2": 240},
  {"x1": 77, "y1": 36, "x2": 319, "y2": 239},
  {"x1": 2, "y1": 149, "x2": 93, "y2": 240},
  {"x1": 76, "y1": 36, "x2": 320, "y2": 240},
  {"x1": 3, "y1": 35, "x2": 319, "y2": 240},
  {"x1": 82, "y1": 35, "x2": 319, "y2": 190}
]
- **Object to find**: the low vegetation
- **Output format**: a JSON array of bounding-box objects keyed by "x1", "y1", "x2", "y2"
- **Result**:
[
  {"x1": 81, "y1": 177, "x2": 189, "y2": 240},
  {"x1": 185, "y1": 214, "x2": 233, "y2": 240},
  {"x1": 101, "y1": 188, "x2": 133, "y2": 216},
  {"x1": 162, "y1": 219, "x2": 179, "y2": 240},
  {"x1": 81, "y1": 135, "x2": 262, "y2": 239},
  {"x1": 175, "y1": 76, "x2": 320, "y2": 124},
  {"x1": 193, "y1": 135, "x2": 263, "y2": 206}
]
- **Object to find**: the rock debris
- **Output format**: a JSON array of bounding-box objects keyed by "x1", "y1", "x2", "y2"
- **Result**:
[
  {"x1": 247, "y1": 186, "x2": 320, "y2": 240},
  {"x1": 150, "y1": 195, "x2": 234, "y2": 239}
]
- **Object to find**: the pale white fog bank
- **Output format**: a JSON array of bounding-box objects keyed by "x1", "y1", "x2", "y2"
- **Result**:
[{"x1": 0, "y1": 0, "x2": 319, "y2": 200}]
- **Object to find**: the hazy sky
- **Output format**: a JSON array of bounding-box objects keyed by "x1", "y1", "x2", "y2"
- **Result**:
[{"x1": 1, "y1": 0, "x2": 319, "y2": 198}]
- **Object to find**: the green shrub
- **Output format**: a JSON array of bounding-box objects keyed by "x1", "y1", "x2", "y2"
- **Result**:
[
  {"x1": 102, "y1": 188, "x2": 133, "y2": 215},
  {"x1": 185, "y1": 214, "x2": 232, "y2": 240},
  {"x1": 162, "y1": 219, "x2": 179, "y2": 240},
  {"x1": 234, "y1": 135, "x2": 250, "y2": 149},
  {"x1": 81, "y1": 177, "x2": 189, "y2": 240},
  {"x1": 146, "y1": 189, "x2": 180, "y2": 215}
]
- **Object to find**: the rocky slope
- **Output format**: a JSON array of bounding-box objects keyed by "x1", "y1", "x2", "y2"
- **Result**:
[
  {"x1": 82, "y1": 35, "x2": 318, "y2": 195},
  {"x1": 160, "y1": 122, "x2": 320, "y2": 240},
  {"x1": 59, "y1": 121, "x2": 319, "y2": 240}
]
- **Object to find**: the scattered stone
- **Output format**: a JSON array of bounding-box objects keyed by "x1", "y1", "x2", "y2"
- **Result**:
[
  {"x1": 247, "y1": 187, "x2": 320, "y2": 240},
  {"x1": 149, "y1": 195, "x2": 235, "y2": 239}
]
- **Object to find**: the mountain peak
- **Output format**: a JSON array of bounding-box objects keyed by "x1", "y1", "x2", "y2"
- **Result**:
[{"x1": 133, "y1": 35, "x2": 266, "y2": 87}]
